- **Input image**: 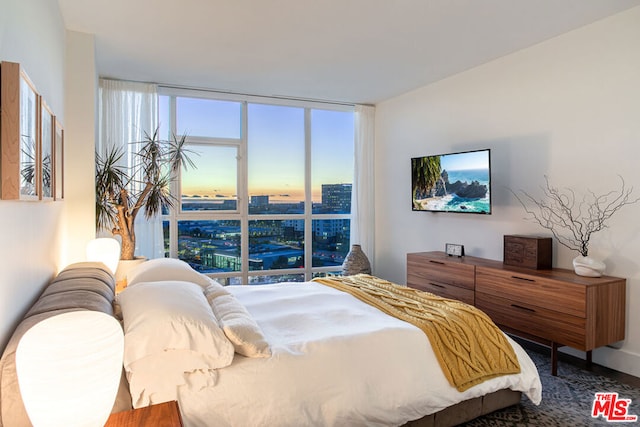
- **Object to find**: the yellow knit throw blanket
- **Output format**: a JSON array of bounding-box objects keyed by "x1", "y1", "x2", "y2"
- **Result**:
[{"x1": 312, "y1": 274, "x2": 520, "y2": 391}]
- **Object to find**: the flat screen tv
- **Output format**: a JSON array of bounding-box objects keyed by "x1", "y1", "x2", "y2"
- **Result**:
[{"x1": 411, "y1": 148, "x2": 491, "y2": 214}]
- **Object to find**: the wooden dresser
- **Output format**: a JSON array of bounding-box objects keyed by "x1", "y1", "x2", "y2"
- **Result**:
[{"x1": 407, "y1": 251, "x2": 626, "y2": 375}]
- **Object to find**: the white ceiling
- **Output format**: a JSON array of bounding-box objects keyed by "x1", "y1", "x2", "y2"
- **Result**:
[{"x1": 57, "y1": 0, "x2": 639, "y2": 105}]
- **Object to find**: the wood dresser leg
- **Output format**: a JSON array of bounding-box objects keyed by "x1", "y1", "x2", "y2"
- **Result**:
[
  {"x1": 551, "y1": 342, "x2": 558, "y2": 376},
  {"x1": 586, "y1": 350, "x2": 593, "y2": 370}
]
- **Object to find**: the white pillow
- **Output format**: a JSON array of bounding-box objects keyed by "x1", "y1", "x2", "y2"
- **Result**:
[
  {"x1": 117, "y1": 280, "x2": 235, "y2": 369},
  {"x1": 126, "y1": 350, "x2": 218, "y2": 408},
  {"x1": 210, "y1": 293, "x2": 272, "y2": 358},
  {"x1": 126, "y1": 258, "x2": 223, "y2": 290}
]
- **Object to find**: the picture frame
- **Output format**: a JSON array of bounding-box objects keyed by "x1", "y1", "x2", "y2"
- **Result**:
[
  {"x1": 1, "y1": 61, "x2": 40, "y2": 200},
  {"x1": 53, "y1": 118, "x2": 64, "y2": 201},
  {"x1": 1, "y1": 61, "x2": 63, "y2": 202},
  {"x1": 40, "y1": 100, "x2": 54, "y2": 201}
]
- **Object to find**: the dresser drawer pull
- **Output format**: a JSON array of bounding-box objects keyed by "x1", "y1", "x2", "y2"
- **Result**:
[
  {"x1": 511, "y1": 275, "x2": 536, "y2": 283},
  {"x1": 429, "y1": 260, "x2": 445, "y2": 265},
  {"x1": 429, "y1": 283, "x2": 445, "y2": 289},
  {"x1": 511, "y1": 304, "x2": 536, "y2": 313}
]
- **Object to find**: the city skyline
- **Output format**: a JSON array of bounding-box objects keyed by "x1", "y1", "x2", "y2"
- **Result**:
[
  {"x1": 181, "y1": 186, "x2": 352, "y2": 203},
  {"x1": 181, "y1": 183, "x2": 353, "y2": 213},
  {"x1": 173, "y1": 183, "x2": 353, "y2": 276}
]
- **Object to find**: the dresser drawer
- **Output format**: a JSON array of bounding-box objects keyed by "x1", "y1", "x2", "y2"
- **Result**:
[
  {"x1": 476, "y1": 266, "x2": 586, "y2": 317},
  {"x1": 407, "y1": 254, "x2": 475, "y2": 290},
  {"x1": 476, "y1": 293, "x2": 587, "y2": 349},
  {"x1": 408, "y1": 280, "x2": 475, "y2": 305}
]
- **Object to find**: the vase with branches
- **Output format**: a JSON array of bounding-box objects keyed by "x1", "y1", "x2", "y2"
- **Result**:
[
  {"x1": 512, "y1": 176, "x2": 639, "y2": 276},
  {"x1": 95, "y1": 128, "x2": 196, "y2": 260}
]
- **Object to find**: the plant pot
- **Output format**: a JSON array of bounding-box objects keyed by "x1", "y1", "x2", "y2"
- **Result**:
[
  {"x1": 115, "y1": 257, "x2": 147, "y2": 282},
  {"x1": 572, "y1": 256, "x2": 606, "y2": 277}
]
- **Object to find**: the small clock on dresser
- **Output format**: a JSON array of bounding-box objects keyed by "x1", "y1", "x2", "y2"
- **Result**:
[{"x1": 445, "y1": 243, "x2": 465, "y2": 257}]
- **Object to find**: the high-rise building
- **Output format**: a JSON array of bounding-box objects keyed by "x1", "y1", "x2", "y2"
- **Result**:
[
  {"x1": 321, "y1": 184, "x2": 352, "y2": 213},
  {"x1": 250, "y1": 195, "x2": 269, "y2": 206}
]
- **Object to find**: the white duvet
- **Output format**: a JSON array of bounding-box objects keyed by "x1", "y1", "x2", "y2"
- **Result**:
[{"x1": 175, "y1": 281, "x2": 541, "y2": 427}]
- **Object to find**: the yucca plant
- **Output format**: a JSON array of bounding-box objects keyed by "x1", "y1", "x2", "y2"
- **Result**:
[{"x1": 95, "y1": 128, "x2": 196, "y2": 260}]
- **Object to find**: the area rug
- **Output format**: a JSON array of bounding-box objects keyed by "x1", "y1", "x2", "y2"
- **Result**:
[{"x1": 463, "y1": 349, "x2": 640, "y2": 426}]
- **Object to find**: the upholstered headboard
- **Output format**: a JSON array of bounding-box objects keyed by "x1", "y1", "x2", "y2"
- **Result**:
[{"x1": 0, "y1": 262, "x2": 131, "y2": 427}]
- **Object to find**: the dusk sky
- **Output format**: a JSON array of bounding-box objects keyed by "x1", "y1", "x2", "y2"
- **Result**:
[{"x1": 162, "y1": 96, "x2": 354, "y2": 202}]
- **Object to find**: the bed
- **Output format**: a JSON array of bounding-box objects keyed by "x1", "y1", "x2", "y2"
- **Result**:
[
  {"x1": 116, "y1": 259, "x2": 542, "y2": 427},
  {"x1": 0, "y1": 260, "x2": 541, "y2": 426}
]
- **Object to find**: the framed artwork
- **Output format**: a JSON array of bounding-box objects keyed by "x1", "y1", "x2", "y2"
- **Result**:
[
  {"x1": 54, "y1": 118, "x2": 64, "y2": 200},
  {"x1": 1, "y1": 61, "x2": 63, "y2": 202},
  {"x1": 1, "y1": 61, "x2": 40, "y2": 200},
  {"x1": 41, "y1": 100, "x2": 54, "y2": 200},
  {"x1": 20, "y1": 75, "x2": 40, "y2": 199}
]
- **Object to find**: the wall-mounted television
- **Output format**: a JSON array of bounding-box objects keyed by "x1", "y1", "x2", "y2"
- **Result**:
[{"x1": 411, "y1": 148, "x2": 491, "y2": 214}]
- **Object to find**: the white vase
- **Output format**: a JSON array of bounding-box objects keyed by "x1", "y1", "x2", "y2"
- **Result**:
[
  {"x1": 572, "y1": 256, "x2": 606, "y2": 277},
  {"x1": 342, "y1": 244, "x2": 371, "y2": 276}
]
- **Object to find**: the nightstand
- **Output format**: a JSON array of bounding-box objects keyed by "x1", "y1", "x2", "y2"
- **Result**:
[
  {"x1": 115, "y1": 278, "x2": 128, "y2": 294},
  {"x1": 105, "y1": 401, "x2": 183, "y2": 427}
]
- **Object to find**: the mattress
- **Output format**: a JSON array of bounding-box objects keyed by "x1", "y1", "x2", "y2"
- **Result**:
[{"x1": 172, "y1": 281, "x2": 541, "y2": 427}]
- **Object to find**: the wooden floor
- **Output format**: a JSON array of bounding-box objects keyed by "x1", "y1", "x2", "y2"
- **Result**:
[{"x1": 513, "y1": 336, "x2": 640, "y2": 388}]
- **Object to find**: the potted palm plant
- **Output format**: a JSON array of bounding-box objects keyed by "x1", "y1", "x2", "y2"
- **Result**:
[{"x1": 95, "y1": 128, "x2": 196, "y2": 261}]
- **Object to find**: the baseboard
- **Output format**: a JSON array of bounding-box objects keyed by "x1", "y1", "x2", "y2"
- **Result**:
[
  {"x1": 560, "y1": 346, "x2": 640, "y2": 379},
  {"x1": 512, "y1": 335, "x2": 640, "y2": 380}
]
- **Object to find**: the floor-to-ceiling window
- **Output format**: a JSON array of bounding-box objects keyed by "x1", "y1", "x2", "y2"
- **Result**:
[{"x1": 159, "y1": 88, "x2": 354, "y2": 285}]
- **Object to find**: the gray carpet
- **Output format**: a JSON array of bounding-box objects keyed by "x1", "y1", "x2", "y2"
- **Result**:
[{"x1": 463, "y1": 348, "x2": 640, "y2": 426}]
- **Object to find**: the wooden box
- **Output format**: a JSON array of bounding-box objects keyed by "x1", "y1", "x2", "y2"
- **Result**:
[{"x1": 503, "y1": 235, "x2": 552, "y2": 269}]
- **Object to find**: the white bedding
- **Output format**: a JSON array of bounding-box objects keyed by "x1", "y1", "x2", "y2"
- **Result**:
[{"x1": 172, "y1": 281, "x2": 541, "y2": 427}]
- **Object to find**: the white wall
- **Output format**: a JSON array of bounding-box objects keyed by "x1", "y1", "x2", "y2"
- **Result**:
[
  {"x1": 0, "y1": 0, "x2": 65, "y2": 119},
  {"x1": 0, "y1": 5, "x2": 97, "y2": 353},
  {"x1": 61, "y1": 30, "x2": 97, "y2": 267},
  {"x1": 375, "y1": 7, "x2": 640, "y2": 376},
  {"x1": 0, "y1": 0, "x2": 66, "y2": 350}
]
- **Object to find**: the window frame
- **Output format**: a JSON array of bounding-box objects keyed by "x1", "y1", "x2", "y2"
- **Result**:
[{"x1": 159, "y1": 87, "x2": 354, "y2": 284}]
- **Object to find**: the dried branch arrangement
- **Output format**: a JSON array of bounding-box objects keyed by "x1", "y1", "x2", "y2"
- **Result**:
[{"x1": 512, "y1": 176, "x2": 639, "y2": 257}]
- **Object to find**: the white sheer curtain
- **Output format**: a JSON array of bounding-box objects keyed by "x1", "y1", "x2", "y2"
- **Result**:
[
  {"x1": 97, "y1": 79, "x2": 163, "y2": 260},
  {"x1": 351, "y1": 105, "x2": 375, "y2": 269}
]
